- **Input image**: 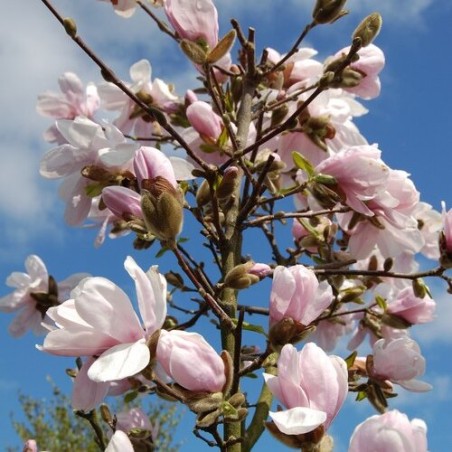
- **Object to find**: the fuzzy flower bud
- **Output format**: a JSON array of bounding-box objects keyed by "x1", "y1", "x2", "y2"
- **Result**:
[{"x1": 141, "y1": 177, "x2": 184, "y2": 247}]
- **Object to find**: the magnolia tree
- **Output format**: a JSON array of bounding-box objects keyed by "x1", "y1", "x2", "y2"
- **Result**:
[{"x1": 2, "y1": 0, "x2": 452, "y2": 451}]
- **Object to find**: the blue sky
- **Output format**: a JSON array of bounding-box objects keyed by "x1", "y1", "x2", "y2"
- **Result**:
[{"x1": 1, "y1": 0, "x2": 452, "y2": 450}]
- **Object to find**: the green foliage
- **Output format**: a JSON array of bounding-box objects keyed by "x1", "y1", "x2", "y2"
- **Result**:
[{"x1": 8, "y1": 381, "x2": 181, "y2": 452}]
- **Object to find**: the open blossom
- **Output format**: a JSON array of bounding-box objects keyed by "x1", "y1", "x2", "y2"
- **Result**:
[
  {"x1": 0, "y1": 255, "x2": 87, "y2": 337},
  {"x1": 315, "y1": 145, "x2": 390, "y2": 216},
  {"x1": 332, "y1": 44, "x2": 385, "y2": 99},
  {"x1": 371, "y1": 337, "x2": 432, "y2": 392},
  {"x1": 440, "y1": 202, "x2": 452, "y2": 267},
  {"x1": 263, "y1": 343, "x2": 348, "y2": 435},
  {"x1": 386, "y1": 286, "x2": 435, "y2": 325},
  {"x1": 40, "y1": 256, "x2": 167, "y2": 383},
  {"x1": 349, "y1": 410, "x2": 428, "y2": 452},
  {"x1": 156, "y1": 330, "x2": 226, "y2": 392},
  {"x1": 37, "y1": 72, "x2": 100, "y2": 143},
  {"x1": 98, "y1": 59, "x2": 179, "y2": 138},
  {"x1": 40, "y1": 116, "x2": 138, "y2": 225},
  {"x1": 338, "y1": 167, "x2": 423, "y2": 260},
  {"x1": 269, "y1": 265, "x2": 333, "y2": 327}
]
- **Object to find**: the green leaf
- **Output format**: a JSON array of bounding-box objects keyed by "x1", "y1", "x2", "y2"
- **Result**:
[
  {"x1": 345, "y1": 350, "x2": 357, "y2": 369},
  {"x1": 292, "y1": 151, "x2": 316, "y2": 178},
  {"x1": 356, "y1": 391, "x2": 367, "y2": 402},
  {"x1": 375, "y1": 295, "x2": 387, "y2": 310},
  {"x1": 124, "y1": 391, "x2": 138, "y2": 404},
  {"x1": 231, "y1": 319, "x2": 267, "y2": 336}
]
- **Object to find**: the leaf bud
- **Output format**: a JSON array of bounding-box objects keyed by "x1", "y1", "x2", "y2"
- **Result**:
[
  {"x1": 412, "y1": 278, "x2": 430, "y2": 299},
  {"x1": 63, "y1": 17, "x2": 77, "y2": 38},
  {"x1": 206, "y1": 29, "x2": 236, "y2": 64},
  {"x1": 312, "y1": 0, "x2": 348, "y2": 24},
  {"x1": 381, "y1": 313, "x2": 412, "y2": 329},
  {"x1": 352, "y1": 12, "x2": 383, "y2": 47}
]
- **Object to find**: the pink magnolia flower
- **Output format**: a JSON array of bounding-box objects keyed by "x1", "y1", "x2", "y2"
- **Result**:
[
  {"x1": 315, "y1": 145, "x2": 390, "y2": 216},
  {"x1": 349, "y1": 409, "x2": 428, "y2": 452},
  {"x1": 371, "y1": 337, "x2": 432, "y2": 392},
  {"x1": 98, "y1": 59, "x2": 179, "y2": 138},
  {"x1": 386, "y1": 286, "x2": 435, "y2": 325},
  {"x1": 40, "y1": 116, "x2": 138, "y2": 225},
  {"x1": 338, "y1": 167, "x2": 423, "y2": 259},
  {"x1": 263, "y1": 343, "x2": 348, "y2": 435},
  {"x1": 105, "y1": 430, "x2": 134, "y2": 452},
  {"x1": 266, "y1": 47, "x2": 323, "y2": 88},
  {"x1": 269, "y1": 265, "x2": 333, "y2": 327},
  {"x1": 134, "y1": 146, "x2": 178, "y2": 187},
  {"x1": 164, "y1": 0, "x2": 219, "y2": 49},
  {"x1": 37, "y1": 72, "x2": 100, "y2": 143},
  {"x1": 156, "y1": 330, "x2": 226, "y2": 392},
  {"x1": 41, "y1": 256, "x2": 167, "y2": 383},
  {"x1": 332, "y1": 44, "x2": 385, "y2": 99},
  {"x1": 0, "y1": 255, "x2": 87, "y2": 337}
]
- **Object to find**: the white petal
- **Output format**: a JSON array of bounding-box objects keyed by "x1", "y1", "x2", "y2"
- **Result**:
[
  {"x1": 269, "y1": 407, "x2": 327, "y2": 435},
  {"x1": 169, "y1": 156, "x2": 196, "y2": 180},
  {"x1": 87, "y1": 340, "x2": 150, "y2": 382},
  {"x1": 105, "y1": 431, "x2": 134, "y2": 452}
]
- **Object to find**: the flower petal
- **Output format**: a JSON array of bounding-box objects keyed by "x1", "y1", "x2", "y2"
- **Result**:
[
  {"x1": 269, "y1": 407, "x2": 327, "y2": 435},
  {"x1": 88, "y1": 340, "x2": 150, "y2": 382}
]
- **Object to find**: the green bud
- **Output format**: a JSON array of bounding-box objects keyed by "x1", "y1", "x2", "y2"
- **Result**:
[
  {"x1": 412, "y1": 278, "x2": 430, "y2": 299},
  {"x1": 352, "y1": 12, "x2": 383, "y2": 47}
]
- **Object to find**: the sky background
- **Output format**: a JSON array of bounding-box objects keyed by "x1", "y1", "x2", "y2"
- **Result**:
[{"x1": 1, "y1": 0, "x2": 452, "y2": 450}]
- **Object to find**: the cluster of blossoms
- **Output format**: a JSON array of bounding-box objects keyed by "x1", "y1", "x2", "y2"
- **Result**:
[{"x1": 3, "y1": 0, "x2": 452, "y2": 450}]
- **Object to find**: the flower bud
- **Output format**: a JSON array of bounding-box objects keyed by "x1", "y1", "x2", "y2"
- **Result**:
[
  {"x1": 352, "y1": 12, "x2": 383, "y2": 47},
  {"x1": 180, "y1": 39, "x2": 207, "y2": 64},
  {"x1": 312, "y1": 0, "x2": 348, "y2": 24},
  {"x1": 223, "y1": 261, "x2": 261, "y2": 289},
  {"x1": 141, "y1": 177, "x2": 184, "y2": 247}
]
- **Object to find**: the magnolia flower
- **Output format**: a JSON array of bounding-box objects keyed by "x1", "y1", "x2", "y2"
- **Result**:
[
  {"x1": 263, "y1": 343, "x2": 348, "y2": 435},
  {"x1": 331, "y1": 44, "x2": 385, "y2": 99},
  {"x1": 266, "y1": 47, "x2": 323, "y2": 88},
  {"x1": 269, "y1": 265, "x2": 333, "y2": 327},
  {"x1": 40, "y1": 256, "x2": 167, "y2": 383},
  {"x1": 156, "y1": 330, "x2": 226, "y2": 392},
  {"x1": 40, "y1": 116, "x2": 138, "y2": 225},
  {"x1": 164, "y1": 0, "x2": 219, "y2": 49},
  {"x1": 37, "y1": 72, "x2": 100, "y2": 143},
  {"x1": 371, "y1": 337, "x2": 432, "y2": 392},
  {"x1": 98, "y1": 59, "x2": 178, "y2": 138},
  {"x1": 338, "y1": 167, "x2": 423, "y2": 259},
  {"x1": 386, "y1": 286, "x2": 435, "y2": 325},
  {"x1": 116, "y1": 407, "x2": 157, "y2": 437},
  {"x1": 315, "y1": 145, "x2": 390, "y2": 216},
  {"x1": 349, "y1": 410, "x2": 428, "y2": 452},
  {"x1": 0, "y1": 255, "x2": 87, "y2": 337}
]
